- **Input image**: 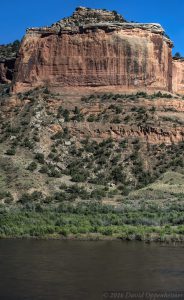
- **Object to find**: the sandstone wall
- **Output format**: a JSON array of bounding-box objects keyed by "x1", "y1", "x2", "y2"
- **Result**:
[
  {"x1": 13, "y1": 23, "x2": 173, "y2": 93},
  {"x1": 172, "y1": 58, "x2": 184, "y2": 94}
]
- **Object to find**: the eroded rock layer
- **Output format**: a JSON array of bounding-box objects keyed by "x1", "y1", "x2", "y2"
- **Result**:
[{"x1": 13, "y1": 7, "x2": 173, "y2": 93}]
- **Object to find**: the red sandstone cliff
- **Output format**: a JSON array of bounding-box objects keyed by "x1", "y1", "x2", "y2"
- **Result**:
[{"x1": 13, "y1": 7, "x2": 173, "y2": 93}]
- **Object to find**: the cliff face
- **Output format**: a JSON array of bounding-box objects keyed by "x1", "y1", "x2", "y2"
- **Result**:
[
  {"x1": 13, "y1": 7, "x2": 173, "y2": 93},
  {"x1": 172, "y1": 58, "x2": 184, "y2": 94}
]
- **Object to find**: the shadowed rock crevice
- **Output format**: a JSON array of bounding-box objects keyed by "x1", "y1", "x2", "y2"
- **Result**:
[{"x1": 0, "y1": 41, "x2": 20, "y2": 83}]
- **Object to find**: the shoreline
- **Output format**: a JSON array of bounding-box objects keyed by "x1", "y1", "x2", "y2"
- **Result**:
[{"x1": 1, "y1": 233, "x2": 184, "y2": 244}]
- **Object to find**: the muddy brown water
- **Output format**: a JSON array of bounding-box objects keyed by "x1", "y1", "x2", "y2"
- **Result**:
[{"x1": 0, "y1": 240, "x2": 183, "y2": 300}]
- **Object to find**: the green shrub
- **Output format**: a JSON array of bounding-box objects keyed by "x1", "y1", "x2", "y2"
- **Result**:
[
  {"x1": 71, "y1": 172, "x2": 88, "y2": 182},
  {"x1": 27, "y1": 161, "x2": 37, "y2": 171},
  {"x1": 87, "y1": 114, "x2": 96, "y2": 122},
  {"x1": 111, "y1": 166, "x2": 126, "y2": 184},
  {"x1": 48, "y1": 166, "x2": 61, "y2": 178},
  {"x1": 22, "y1": 138, "x2": 34, "y2": 149},
  {"x1": 63, "y1": 109, "x2": 70, "y2": 122},
  {"x1": 39, "y1": 165, "x2": 48, "y2": 173},
  {"x1": 91, "y1": 188, "x2": 106, "y2": 200},
  {"x1": 35, "y1": 153, "x2": 45, "y2": 164},
  {"x1": 6, "y1": 148, "x2": 16, "y2": 155},
  {"x1": 18, "y1": 193, "x2": 30, "y2": 204},
  {"x1": 111, "y1": 117, "x2": 121, "y2": 124},
  {"x1": 51, "y1": 131, "x2": 63, "y2": 140}
]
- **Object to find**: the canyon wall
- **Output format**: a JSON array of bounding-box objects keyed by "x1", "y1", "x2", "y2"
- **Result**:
[
  {"x1": 13, "y1": 7, "x2": 173, "y2": 93},
  {"x1": 172, "y1": 58, "x2": 184, "y2": 94}
]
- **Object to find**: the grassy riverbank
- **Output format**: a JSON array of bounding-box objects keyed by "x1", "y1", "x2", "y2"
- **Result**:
[{"x1": 0, "y1": 201, "x2": 184, "y2": 242}]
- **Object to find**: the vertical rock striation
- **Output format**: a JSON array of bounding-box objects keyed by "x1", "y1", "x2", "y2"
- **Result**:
[
  {"x1": 172, "y1": 58, "x2": 184, "y2": 94},
  {"x1": 12, "y1": 7, "x2": 173, "y2": 93}
]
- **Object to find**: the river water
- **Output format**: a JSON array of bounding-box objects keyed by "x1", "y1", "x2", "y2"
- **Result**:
[{"x1": 0, "y1": 240, "x2": 183, "y2": 300}]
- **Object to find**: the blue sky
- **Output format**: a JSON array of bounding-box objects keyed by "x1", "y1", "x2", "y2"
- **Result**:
[{"x1": 1, "y1": 0, "x2": 184, "y2": 55}]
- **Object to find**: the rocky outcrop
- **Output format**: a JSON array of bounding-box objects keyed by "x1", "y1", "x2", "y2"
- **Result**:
[
  {"x1": 67, "y1": 122, "x2": 184, "y2": 145},
  {"x1": 13, "y1": 7, "x2": 173, "y2": 93},
  {"x1": 172, "y1": 58, "x2": 184, "y2": 94},
  {"x1": 52, "y1": 6, "x2": 126, "y2": 28}
]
